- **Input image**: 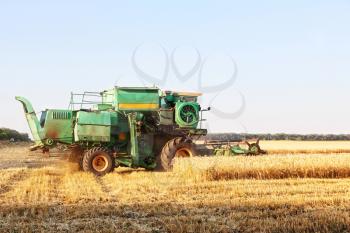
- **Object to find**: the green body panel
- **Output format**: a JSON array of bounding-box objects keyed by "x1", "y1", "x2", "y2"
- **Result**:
[
  {"x1": 110, "y1": 112, "x2": 129, "y2": 141},
  {"x1": 128, "y1": 113, "x2": 139, "y2": 166},
  {"x1": 42, "y1": 110, "x2": 73, "y2": 144},
  {"x1": 137, "y1": 134, "x2": 155, "y2": 168},
  {"x1": 103, "y1": 87, "x2": 160, "y2": 111},
  {"x1": 116, "y1": 87, "x2": 159, "y2": 103},
  {"x1": 75, "y1": 111, "x2": 111, "y2": 142},
  {"x1": 127, "y1": 113, "x2": 156, "y2": 169},
  {"x1": 114, "y1": 87, "x2": 160, "y2": 111}
]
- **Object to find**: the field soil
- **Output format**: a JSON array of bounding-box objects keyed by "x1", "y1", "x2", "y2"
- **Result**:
[
  {"x1": 1, "y1": 141, "x2": 350, "y2": 232},
  {"x1": 0, "y1": 142, "x2": 61, "y2": 169}
]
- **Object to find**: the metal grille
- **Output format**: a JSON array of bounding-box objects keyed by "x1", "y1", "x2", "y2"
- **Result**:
[{"x1": 52, "y1": 112, "x2": 71, "y2": 120}]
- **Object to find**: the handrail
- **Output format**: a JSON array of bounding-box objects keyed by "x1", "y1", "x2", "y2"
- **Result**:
[{"x1": 68, "y1": 91, "x2": 113, "y2": 110}]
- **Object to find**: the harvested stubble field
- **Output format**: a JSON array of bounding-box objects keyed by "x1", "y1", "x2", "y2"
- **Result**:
[{"x1": 1, "y1": 142, "x2": 350, "y2": 232}]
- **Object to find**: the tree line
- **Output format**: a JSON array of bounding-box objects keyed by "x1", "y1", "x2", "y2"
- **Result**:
[
  {"x1": 0, "y1": 128, "x2": 30, "y2": 142},
  {"x1": 1, "y1": 128, "x2": 350, "y2": 142},
  {"x1": 205, "y1": 133, "x2": 350, "y2": 141}
]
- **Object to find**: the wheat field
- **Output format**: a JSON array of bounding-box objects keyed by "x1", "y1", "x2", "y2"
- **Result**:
[
  {"x1": 260, "y1": 140, "x2": 350, "y2": 154},
  {"x1": 1, "y1": 142, "x2": 350, "y2": 232}
]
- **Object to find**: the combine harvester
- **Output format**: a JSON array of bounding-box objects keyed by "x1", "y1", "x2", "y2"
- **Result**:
[{"x1": 16, "y1": 87, "x2": 209, "y2": 175}]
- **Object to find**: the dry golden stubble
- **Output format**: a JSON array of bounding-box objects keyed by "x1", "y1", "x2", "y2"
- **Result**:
[{"x1": 1, "y1": 141, "x2": 350, "y2": 232}]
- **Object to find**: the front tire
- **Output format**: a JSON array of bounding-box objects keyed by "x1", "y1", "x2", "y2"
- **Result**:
[
  {"x1": 156, "y1": 137, "x2": 196, "y2": 171},
  {"x1": 82, "y1": 147, "x2": 115, "y2": 176}
]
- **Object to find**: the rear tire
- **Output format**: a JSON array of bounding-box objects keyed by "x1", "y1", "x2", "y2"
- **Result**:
[
  {"x1": 68, "y1": 146, "x2": 84, "y2": 170},
  {"x1": 156, "y1": 137, "x2": 196, "y2": 171},
  {"x1": 82, "y1": 147, "x2": 115, "y2": 176}
]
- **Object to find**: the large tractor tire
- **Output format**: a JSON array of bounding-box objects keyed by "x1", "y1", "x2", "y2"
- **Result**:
[
  {"x1": 156, "y1": 137, "x2": 197, "y2": 171},
  {"x1": 82, "y1": 147, "x2": 115, "y2": 176},
  {"x1": 68, "y1": 146, "x2": 84, "y2": 170}
]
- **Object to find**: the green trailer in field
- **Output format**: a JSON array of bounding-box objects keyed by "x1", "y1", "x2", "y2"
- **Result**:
[
  {"x1": 210, "y1": 139, "x2": 267, "y2": 156},
  {"x1": 16, "y1": 87, "x2": 209, "y2": 175}
]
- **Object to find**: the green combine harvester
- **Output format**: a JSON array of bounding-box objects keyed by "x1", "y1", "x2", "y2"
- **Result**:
[{"x1": 16, "y1": 87, "x2": 208, "y2": 175}]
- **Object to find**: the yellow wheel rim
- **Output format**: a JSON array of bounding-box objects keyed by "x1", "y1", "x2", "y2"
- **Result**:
[
  {"x1": 175, "y1": 147, "x2": 193, "y2": 157},
  {"x1": 92, "y1": 155, "x2": 108, "y2": 172}
]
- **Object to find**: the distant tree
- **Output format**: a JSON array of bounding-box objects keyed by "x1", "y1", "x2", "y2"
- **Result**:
[
  {"x1": 0, "y1": 128, "x2": 30, "y2": 142},
  {"x1": 0, "y1": 132, "x2": 7, "y2": 140}
]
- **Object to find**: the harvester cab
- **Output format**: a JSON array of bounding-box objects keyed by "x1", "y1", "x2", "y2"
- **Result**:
[{"x1": 16, "y1": 86, "x2": 208, "y2": 175}]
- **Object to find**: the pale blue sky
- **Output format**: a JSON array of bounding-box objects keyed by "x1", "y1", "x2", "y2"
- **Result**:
[{"x1": 1, "y1": 1, "x2": 350, "y2": 134}]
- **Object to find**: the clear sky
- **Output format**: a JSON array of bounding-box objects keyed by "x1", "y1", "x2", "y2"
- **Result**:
[{"x1": 1, "y1": 0, "x2": 350, "y2": 135}]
